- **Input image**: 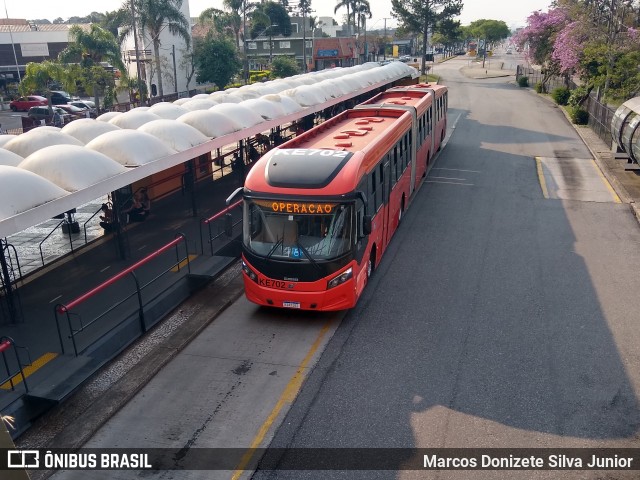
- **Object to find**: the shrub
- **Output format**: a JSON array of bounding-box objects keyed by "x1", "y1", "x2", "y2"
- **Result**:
[
  {"x1": 517, "y1": 76, "x2": 529, "y2": 87},
  {"x1": 535, "y1": 82, "x2": 546, "y2": 93},
  {"x1": 551, "y1": 86, "x2": 570, "y2": 105},
  {"x1": 568, "y1": 86, "x2": 588, "y2": 108},
  {"x1": 569, "y1": 106, "x2": 589, "y2": 124},
  {"x1": 249, "y1": 71, "x2": 270, "y2": 83}
]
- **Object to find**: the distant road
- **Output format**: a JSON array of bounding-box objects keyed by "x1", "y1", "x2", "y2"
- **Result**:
[{"x1": 0, "y1": 109, "x2": 27, "y2": 131}]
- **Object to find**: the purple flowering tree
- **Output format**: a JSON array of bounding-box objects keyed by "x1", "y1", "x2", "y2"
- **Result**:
[
  {"x1": 516, "y1": 0, "x2": 640, "y2": 101},
  {"x1": 513, "y1": 8, "x2": 569, "y2": 89}
]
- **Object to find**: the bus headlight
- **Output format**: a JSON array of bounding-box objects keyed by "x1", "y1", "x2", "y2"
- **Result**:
[
  {"x1": 327, "y1": 267, "x2": 353, "y2": 289},
  {"x1": 242, "y1": 260, "x2": 258, "y2": 283}
]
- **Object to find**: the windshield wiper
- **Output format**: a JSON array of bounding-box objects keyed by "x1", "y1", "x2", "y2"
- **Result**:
[
  {"x1": 296, "y1": 240, "x2": 322, "y2": 273},
  {"x1": 266, "y1": 237, "x2": 283, "y2": 259}
]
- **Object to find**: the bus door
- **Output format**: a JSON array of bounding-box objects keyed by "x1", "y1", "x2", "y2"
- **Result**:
[
  {"x1": 407, "y1": 109, "x2": 417, "y2": 196},
  {"x1": 425, "y1": 88, "x2": 436, "y2": 151},
  {"x1": 383, "y1": 158, "x2": 393, "y2": 247}
]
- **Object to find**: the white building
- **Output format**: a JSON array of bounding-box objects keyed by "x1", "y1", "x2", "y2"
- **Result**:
[{"x1": 120, "y1": 1, "x2": 193, "y2": 98}]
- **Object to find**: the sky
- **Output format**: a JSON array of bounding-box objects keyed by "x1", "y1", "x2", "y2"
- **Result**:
[{"x1": 10, "y1": 0, "x2": 552, "y2": 30}]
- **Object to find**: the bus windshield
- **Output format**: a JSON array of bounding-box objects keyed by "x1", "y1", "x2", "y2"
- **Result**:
[{"x1": 244, "y1": 199, "x2": 354, "y2": 261}]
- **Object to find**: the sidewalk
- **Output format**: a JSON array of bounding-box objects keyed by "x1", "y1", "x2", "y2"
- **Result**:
[{"x1": 459, "y1": 59, "x2": 514, "y2": 79}]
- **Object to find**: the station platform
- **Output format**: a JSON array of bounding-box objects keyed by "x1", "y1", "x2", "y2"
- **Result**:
[{"x1": 0, "y1": 163, "x2": 247, "y2": 436}]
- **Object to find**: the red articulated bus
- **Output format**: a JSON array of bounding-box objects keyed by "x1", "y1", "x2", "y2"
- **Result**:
[
  {"x1": 236, "y1": 83, "x2": 448, "y2": 311},
  {"x1": 358, "y1": 83, "x2": 448, "y2": 194}
]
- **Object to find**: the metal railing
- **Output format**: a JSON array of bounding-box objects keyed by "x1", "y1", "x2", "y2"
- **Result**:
[
  {"x1": 200, "y1": 200, "x2": 243, "y2": 255},
  {"x1": 39, "y1": 218, "x2": 74, "y2": 267},
  {"x1": 0, "y1": 337, "x2": 29, "y2": 393},
  {"x1": 54, "y1": 233, "x2": 191, "y2": 357}
]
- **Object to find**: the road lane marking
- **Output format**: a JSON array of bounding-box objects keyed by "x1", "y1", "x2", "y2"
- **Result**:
[
  {"x1": 0, "y1": 352, "x2": 58, "y2": 389},
  {"x1": 535, "y1": 157, "x2": 549, "y2": 199},
  {"x1": 432, "y1": 168, "x2": 481, "y2": 173},
  {"x1": 429, "y1": 176, "x2": 468, "y2": 181},
  {"x1": 231, "y1": 319, "x2": 334, "y2": 480},
  {"x1": 425, "y1": 180, "x2": 474, "y2": 186},
  {"x1": 49, "y1": 295, "x2": 62, "y2": 304},
  {"x1": 591, "y1": 159, "x2": 621, "y2": 203}
]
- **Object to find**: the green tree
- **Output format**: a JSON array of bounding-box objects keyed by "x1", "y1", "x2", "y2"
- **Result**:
[
  {"x1": 467, "y1": 19, "x2": 510, "y2": 66},
  {"x1": 354, "y1": 0, "x2": 372, "y2": 36},
  {"x1": 100, "y1": 9, "x2": 128, "y2": 38},
  {"x1": 58, "y1": 24, "x2": 126, "y2": 110},
  {"x1": 19, "y1": 62, "x2": 71, "y2": 112},
  {"x1": 250, "y1": 1, "x2": 292, "y2": 39},
  {"x1": 194, "y1": 34, "x2": 241, "y2": 89},
  {"x1": 199, "y1": 7, "x2": 235, "y2": 39},
  {"x1": 467, "y1": 19, "x2": 510, "y2": 46},
  {"x1": 433, "y1": 18, "x2": 463, "y2": 54},
  {"x1": 334, "y1": 0, "x2": 352, "y2": 36},
  {"x1": 118, "y1": 0, "x2": 191, "y2": 98},
  {"x1": 391, "y1": 0, "x2": 462, "y2": 75},
  {"x1": 223, "y1": 0, "x2": 245, "y2": 51},
  {"x1": 270, "y1": 56, "x2": 300, "y2": 78}
]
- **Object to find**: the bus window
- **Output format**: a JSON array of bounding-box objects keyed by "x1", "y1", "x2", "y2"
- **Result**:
[{"x1": 244, "y1": 199, "x2": 355, "y2": 259}]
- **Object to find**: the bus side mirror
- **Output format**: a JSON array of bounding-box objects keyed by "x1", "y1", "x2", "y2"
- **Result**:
[
  {"x1": 224, "y1": 213, "x2": 233, "y2": 237},
  {"x1": 362, "y1": 215, "x2": 372, "y2": 236}
]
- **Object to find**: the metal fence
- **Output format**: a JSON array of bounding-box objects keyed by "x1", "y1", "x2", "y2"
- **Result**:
[
  {"x1": 516, "y1": 65, "x2": 616, "y2": 147},
  {"x1": 585, "y1": 92, "x2": 615, "y2": 146},
  {"x1": 516, "y1": 65, "x2": 568, "y2": 92}
]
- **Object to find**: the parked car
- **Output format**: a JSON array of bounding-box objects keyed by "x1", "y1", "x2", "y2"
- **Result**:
[
  {"x1": 9, "y1": 95, "x2": 48, "y2": 112},
  {"x1": 50, "y1": 91, "x2": 72, "y2": 105},
  {"x1": 57, "y1": 103, "x2": 86, "y2": 119},
  {"x1": 27, "y1": 106, "x2": 72, "y2": 125},
  {"x1": 69, "y1": 101, "x2": 98, "y2": 118}
]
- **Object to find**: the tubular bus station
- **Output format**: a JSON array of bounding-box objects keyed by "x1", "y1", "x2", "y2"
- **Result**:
[
  {"x1": 611, "y1": 96, "x2": 640, "y2": 172},
  {"x1": 0, "y1": 62, "x2": 419, "y2": 436}
]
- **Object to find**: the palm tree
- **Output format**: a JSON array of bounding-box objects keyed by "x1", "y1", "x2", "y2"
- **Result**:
[
  {"x1": 223, "y1": 0, "x2": 244, "y2": 51},
  {"x1": 58, "y1": 24, "x2": 127, "y2": 110},
  {"x1": 353, "y1": 0, "x2": 371, "y2": 36},
  {"x1": 118, "y1": 0, "x2": 191, "y2": 98},
  {"x1": 334, "y1": 0, "x2": 352, "y2": 36}
]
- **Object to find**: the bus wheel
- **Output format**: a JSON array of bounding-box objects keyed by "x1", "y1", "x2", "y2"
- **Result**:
[{"x1": 367, "y1": 250, "x2": 375, "y2": 280}]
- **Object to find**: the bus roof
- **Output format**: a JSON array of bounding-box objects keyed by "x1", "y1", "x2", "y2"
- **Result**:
[
  {"x1": 360, "y1": 83, "x2": 447, "y2": 114},
  {"x1": 244, "y1": 107, "x2": 413, "y2": 197}
]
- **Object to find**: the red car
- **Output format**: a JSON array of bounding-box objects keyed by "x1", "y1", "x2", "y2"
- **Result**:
[{"x1": 10, "y1": 95, "x2": 48, "y2": 112}]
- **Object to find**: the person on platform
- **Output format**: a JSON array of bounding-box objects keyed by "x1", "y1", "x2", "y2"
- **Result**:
[{"x1": 99, "y1": 204, "x2": 114, "y2": 232}]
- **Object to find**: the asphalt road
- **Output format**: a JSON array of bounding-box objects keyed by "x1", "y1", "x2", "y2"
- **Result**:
[
  {"x1": 45, "y1": 53, "x2": 640, "y2": 480},
  {"x1": 253, "y1": 54, "x2": 640, "y2": 479},
  {"x1": 0, "y1": 108, "x2": 28, "y2": 131}
]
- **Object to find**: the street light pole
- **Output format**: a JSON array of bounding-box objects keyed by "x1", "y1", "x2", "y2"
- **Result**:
[
  {"x1": 243, "y1": 0, "x2": 249, "y2": 84},
  {"x1": 268, "y1": 23, "x2": 278, "y2": 64},
  {"x1": 383, "y1": 17, "x2": 391, "y2": 61},
  {"x1": 130, "y1": 0, "x2": 144, "y2": 102},
  {"x1": 302, "y1": 1, "x2": 307, "y2": 72}
]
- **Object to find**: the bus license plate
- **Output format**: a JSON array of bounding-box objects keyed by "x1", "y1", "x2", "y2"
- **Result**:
[{"x1": 283, "y1": 301, "x2": 301, "y2": 309}]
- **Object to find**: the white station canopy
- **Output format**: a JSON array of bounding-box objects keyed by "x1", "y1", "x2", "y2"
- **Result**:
[{"x1": 0, "y1": 62, "x2": 418, "y2": 236}]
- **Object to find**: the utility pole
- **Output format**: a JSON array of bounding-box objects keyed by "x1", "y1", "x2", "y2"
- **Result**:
[
  {"x1": 172, "y1": 44, "x2": 178, "y2": 93},
  {"x1": 383, "y1": 17, "x2": 390, "y2": 60}
]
